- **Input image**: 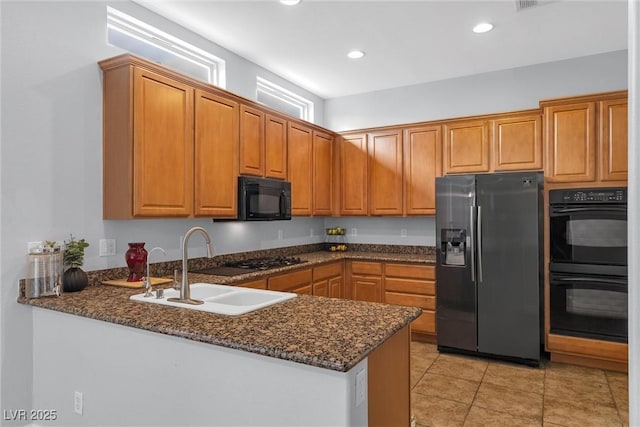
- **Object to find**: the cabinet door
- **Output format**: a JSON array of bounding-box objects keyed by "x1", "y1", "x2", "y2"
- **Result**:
[
  {"x1": 328, "y1": 275, "x2": 343, "y2": 299},
  {"x1": 352, "y1": 276, "x2": 382, "y2": 303},
  {"x1": 265, "y1": 114, "x2": 288, "y2": 179},
  {"x1": 313, "y1": 131, "x2": 334, "y2": 215},
  {"x1": 493, "y1": 114, "x2": 542, "y2": 171},
  {"x1": 600, "y1": 98, "x2": 628, "y2": 182},
  {"x1": 369, "y1": 130, "x2": 403, "y2": 215},
  {"x1": 292, "y1": 284, "x2": 313, "y2": 295},
  {"x1": 403, "y1": 126, "x2": 441, "y2": 215},
  {"x1": 544, "y1": 102, "x2": 597, "y2": 182},
  {"x1": 194, "y1": 89, "x2": 239, "y2": 217},
  {"x1": 132, "y1": 67, "x2": 194, "y2": 217},
  {"x1": 443, "y1": 120, "x2": 490, "y2": 174},
  {"x1": 268, "y1": 268, "x2": 312, "y2": 292},
  {"x1": 288, "y1": 122, "x2": 313, "y2": 216},
  {"x1": 340, "y1": 134, "x2": 368, "y2": 215},
  {"x1": 313, "y1": 279, "x2": 329, "y2": 297},
  {"x1": 239, "y1": 105, "x2": 265, "y2": 177}
]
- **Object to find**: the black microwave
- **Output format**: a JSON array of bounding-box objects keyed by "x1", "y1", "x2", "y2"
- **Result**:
[{"x1": 238, "y1": 176, "x2": 291, "y2": 221}]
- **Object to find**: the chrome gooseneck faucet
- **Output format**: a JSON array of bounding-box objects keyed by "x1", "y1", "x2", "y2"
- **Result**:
[
  {"x1": 168, "y1": 226, "x2": 214, "y2": 305},
  {"x1": 143, "y1": 247, "x2": 166, "y2": 297}
]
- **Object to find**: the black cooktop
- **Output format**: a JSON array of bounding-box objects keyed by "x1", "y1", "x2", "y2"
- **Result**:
[{"x1": 193, "y1": 256, "x2": 307, "y2": 277}]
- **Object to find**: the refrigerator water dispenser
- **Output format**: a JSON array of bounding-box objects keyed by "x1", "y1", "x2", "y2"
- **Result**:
[{"x1": 442, "y1": 228, "x2": 466, "y2": 266}]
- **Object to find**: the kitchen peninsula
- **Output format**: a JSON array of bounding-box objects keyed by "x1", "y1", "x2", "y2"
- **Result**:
[{"x1": 18, "y1": 249, "x2": 423, "y2": 426}]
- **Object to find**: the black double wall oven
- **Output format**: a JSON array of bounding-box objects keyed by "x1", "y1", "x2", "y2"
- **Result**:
[{"x1": 549, "y1": 187, "x2": 628, "y2": 343}]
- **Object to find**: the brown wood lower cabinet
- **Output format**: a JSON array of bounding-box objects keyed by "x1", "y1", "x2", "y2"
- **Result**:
[
  {"x1": 347, "y1": 261, "x2": 383, "y2": 303},
  {"x1": 547, "y1": 333, "x2": 628, "y2": 372},
  {"x1": 312, "y1": 261, "x2": 343, "y2": 298},
  {"x1": 268, "y1": 268, "x2": 312, "y2": 294},
  {"x1": 368, "y1": 325, "x2": 410, "y2": 427},
  {"x1": 384, "y1": 263, "x2": 436, "y2": 339},
  {"x1": 345, "y1": 260, "x2": 436, "y2": 337},
  {"x1": 237, "y1": 278, "x2": 267, "y2": 290}
]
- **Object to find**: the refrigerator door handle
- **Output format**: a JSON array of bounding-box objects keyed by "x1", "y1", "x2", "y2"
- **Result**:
[
  {"x1": 469, "y1": 205, "x2": 476, "y2": 283},
  {"x1": 477, "y1": 205, "x2": 483, "y2": 283}
]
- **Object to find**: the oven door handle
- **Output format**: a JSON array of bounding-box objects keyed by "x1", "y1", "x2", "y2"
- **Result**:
[
  {"x1": 551, "y1": 276, "x2": 628, "y2": 288},
  {"x1": 550, "y1": 206, "x2": 627, "y2": 215}
]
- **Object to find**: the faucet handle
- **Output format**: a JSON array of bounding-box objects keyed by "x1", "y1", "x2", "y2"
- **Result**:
[
  {"x1": 143, "y1": 276, "x2": 154, "y2": 297},
  {"x1": 173, "y1": 269, "x2": 180, "y2": 290}
]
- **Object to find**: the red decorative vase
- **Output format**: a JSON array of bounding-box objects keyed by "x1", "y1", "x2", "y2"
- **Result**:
[{"x1": 125, "y1": 242, "x2": 147, "y2": 282}]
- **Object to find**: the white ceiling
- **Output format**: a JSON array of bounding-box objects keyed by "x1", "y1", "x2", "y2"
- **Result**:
[{"x1": 137, "y1": 0, "x2": 628, "y2": 99}]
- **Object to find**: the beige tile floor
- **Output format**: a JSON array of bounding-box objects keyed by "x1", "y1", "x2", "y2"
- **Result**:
[{"x1": 410, "y1": 341, "x2": 629, "y2": 427}]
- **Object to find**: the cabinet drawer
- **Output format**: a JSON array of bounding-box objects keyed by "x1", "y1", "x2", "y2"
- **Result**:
[
  {"x1": 385, "y1": 278, "x2": 435, "y2": 295},
  {"x1": 313, "y1": 262, "x2": 342, "y2": 281},
  {"x1": 385, "y1": 263, "x2": 435, "y2": 280},
  {"x1": 351, "y1": 261, "x2": 382, "y2": 275},
  {"x1": 412, "y1": 311, "x2": 436, "y2": 334},
  {"x1": 385, "y1": 292, "x2": 435, "y2": 310},
  {"x1": 268, "y1": 268, "x2": 312, "y2": 292},
  {"x1": 237, "y1": 278, "x2": 267, "y2": 290}
]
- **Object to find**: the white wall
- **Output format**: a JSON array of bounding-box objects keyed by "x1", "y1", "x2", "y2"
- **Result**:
[
  {"x1": 0, "y1": 1, "x2": 325, "y2": 423},
  {"x1": 325, "y1": 50, "x2": 628, "y2": 132},
  {"x1": 627, "y1": 1, "x2": 639, "y2": 425},
  {"x1": 31, "y1": 309, "x2": 367, "y2": 427},
  {"x1": 325, "y1": 217, "x2": 435, "y2": 247}
]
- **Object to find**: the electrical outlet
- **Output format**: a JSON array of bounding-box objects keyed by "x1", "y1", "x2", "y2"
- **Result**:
[
  {"x1": 351, "y1": 228, "x2": 358, "y2": 237},
  {"x1": 277, "y1": 230, "x2": 284, "y2": 240},
  {"x1": 355, "y1": 369, "x2": 366, "y2": 406},
  {"x1": 74, "y1": 391, "x2": 83, "y2": 415},
  {"x1": 99, "y1": 239, "x2": 116, "y2": 257},
  {"x1": 401, "y1": 229, "x2": 407, "y2": 238}
]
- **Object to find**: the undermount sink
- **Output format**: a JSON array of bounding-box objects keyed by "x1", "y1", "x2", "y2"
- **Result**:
[{"x1": 130, "y1": 283, "x2": 297, "y2": 316}]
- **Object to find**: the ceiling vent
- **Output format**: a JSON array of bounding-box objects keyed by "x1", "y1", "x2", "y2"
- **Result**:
[
  {"x1": 515, "y1": 0, "x2": 557, "y2": 11},
  {"x1": 515, "y1": 0, "x2": 539, "y2": 10}
]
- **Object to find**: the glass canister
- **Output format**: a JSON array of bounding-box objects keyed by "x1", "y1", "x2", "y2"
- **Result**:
[{"x1": 26, "y1": 251, "x2": 64, "y2": 298}]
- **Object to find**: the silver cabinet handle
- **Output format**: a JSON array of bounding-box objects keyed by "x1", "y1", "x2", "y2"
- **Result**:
[
  {"x1": 469, "y1": 205, "x2": 476, "y2": 283},
  {"x1": 477, "y1": 206, "x2": 483, "y2": 283}
]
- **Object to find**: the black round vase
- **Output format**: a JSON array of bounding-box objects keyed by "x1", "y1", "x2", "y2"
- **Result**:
[{"x1": 63, "y1": 267, "x2": 89, "y2": 292}]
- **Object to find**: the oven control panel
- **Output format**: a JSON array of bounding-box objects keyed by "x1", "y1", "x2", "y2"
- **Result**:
[{"x1": 550, "y1": 188, "x2": 627, "y2": 204}]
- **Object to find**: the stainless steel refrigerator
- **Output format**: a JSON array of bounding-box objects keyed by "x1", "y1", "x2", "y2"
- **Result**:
[{"x1": 435, "y1": 172, "x2": 543, "y2": 364}]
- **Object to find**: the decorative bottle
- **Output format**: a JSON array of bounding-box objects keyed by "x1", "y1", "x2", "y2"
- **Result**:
[{"x1": 125, "y1": 242, "x2": 147, "y2": 282}]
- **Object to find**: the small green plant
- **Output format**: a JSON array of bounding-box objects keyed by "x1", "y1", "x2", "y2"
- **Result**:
[{"x1": 63, "y1": 235, "x2": 90, "y2": 269}]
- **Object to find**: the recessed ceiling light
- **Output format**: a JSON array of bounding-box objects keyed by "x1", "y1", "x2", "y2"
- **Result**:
[
  {"x1": 347, "y1": 50, "x2": 365, "y2": 59},
  {"x1": 473, "y1": 22, "x2": 494, "y2": 33},
  {"x1": 280, "y1": 0, "x2": 301, "y2": 5}
]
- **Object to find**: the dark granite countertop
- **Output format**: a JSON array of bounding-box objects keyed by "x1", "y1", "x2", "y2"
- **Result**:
[
  {"x1": 185, "y1": 250, "x2": 435, "y2": 285},
  {"x1": 17, "y1": 247, "x2": 431, "y2": 372},
  {"x1": 18, "y1": 283, "x2": 421, "y2": 372}
]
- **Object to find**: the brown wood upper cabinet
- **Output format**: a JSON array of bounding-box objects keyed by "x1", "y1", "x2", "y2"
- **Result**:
[
  {"x1": 544, "y1": 102, "x2": 597, "y2": 182},
  {"x1": 194, "y1": 89, "x2": 239, "y2": 217},
  {"x1": 403, "y1": 125, "x2": 442, "y2": 215},
  {"x1": 101, "y1": 55, "x2": 242, "y2": 219},
  {"x1": 313, "y1": 131, "x2": 334, "y2": 215},
  {"x1": 238, "y1": 105, "x2": 265, "y2": 177},
  {"x1": 368, "y1": 130, "x2": 403, "y2": 215},
  {"x1": 102, "y1": 62, "x2": 195, "y2": 218},
  {"x1": 599, "y1": 97, "x2": 628, "y2": 182},
  {"x1": 288, "y1": 122, "x2": 314, "y2": 215},
  {"x1": 339, "y1": 133, "x2": 369, "y2": 216},
  {"x1": 443, "y1": 120, "x2": 491, "y2": 174},
  {"x1": 265, "y1": 114, "x2": 288, "y2": 180},
  {"x1": 239, "y1": 106, "x2": 288, "y2": 180},
  {"x1": 542, "y1": 92, "x2": 628, "y2": 184},
  {"x1": 493, "y1": 113, "x2": 542, "y2": 171}
]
